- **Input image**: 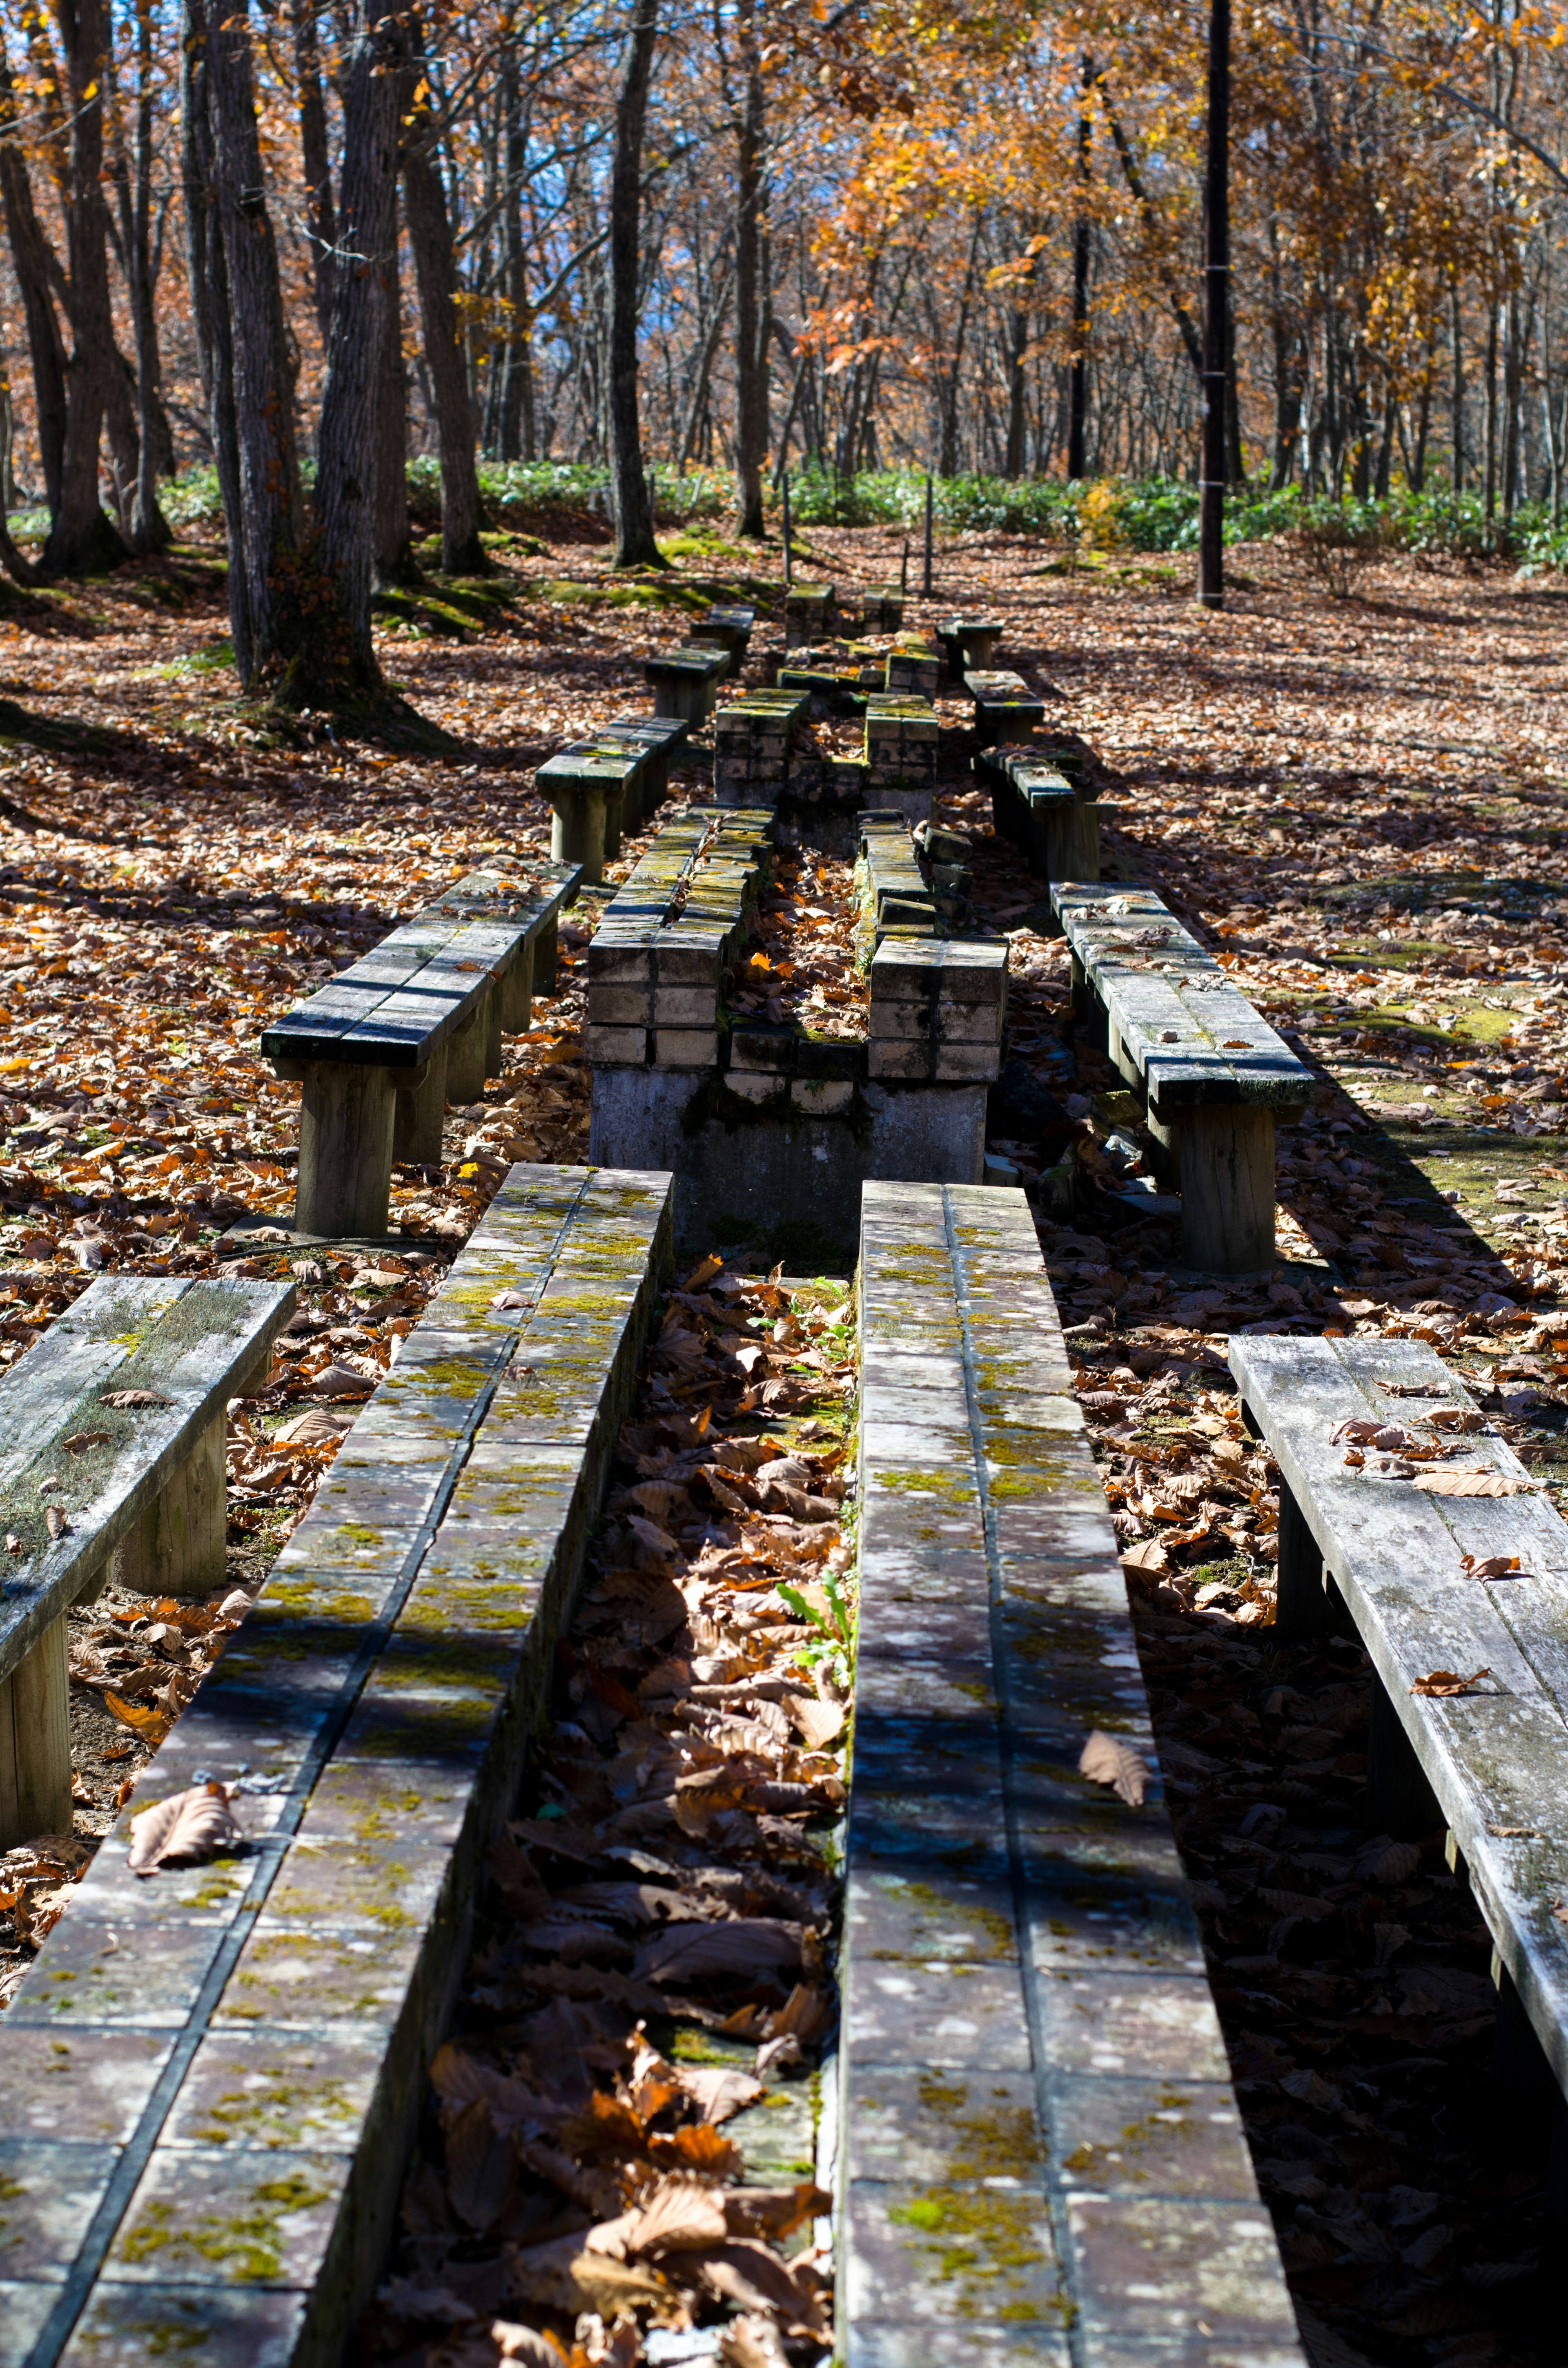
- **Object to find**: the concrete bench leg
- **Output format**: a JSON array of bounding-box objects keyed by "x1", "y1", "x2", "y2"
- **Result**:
[
  {"x1": 533, "y1": 914, "x2": 559, "y2": 997},
  {"x1": 295, "y1": 1060, "x2": 395, "y2": 1238},
  {"x1": 113, "y1": 1410, "x2": 227, "y2": 1599},
  {"x1": 1145, "y1": 1104, "x2": 1181, "y2": 1184},
  {"x1": 1176, "y1": 1104, "x2": 1276, "y2": 1273},
  {"x1": 394, "y1": 1047, "x2": 446, "y2": 1165},
  {"x1": 446, "y1": 1001, "x2": 490, "y2": 1104},
  {"x1": 484, "y1": 982, "x2": 503, "y2": 1080},
  {"x1": 550, "y1": 786, "x2": 608, "y2": 883},
  {"x1": 1273, "y1": 1473, "x2": 1336, "y2": 1639},
  {"x1": 604, "y1": 781, "x2": 626, "y2": 862},
  {"x1": 501, "y1": 945, "x2": 534, "y2": 1035},
  {"x1": 1367, "y1": 1675, "x2": 1442, "y2": 1837},
  {"x1": 0, "y1": 1613, "x2": 71, "y2": 1846}
]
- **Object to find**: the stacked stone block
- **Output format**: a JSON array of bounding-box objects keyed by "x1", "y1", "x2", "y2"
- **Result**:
[
  {"x1": 585, "y1": 808, "x2": 771, "y2": 1072},
  {"x1": 713, "y1": 687, "x2": 809, "y2": 805},
  {"x1": 869, "y1": 936, "x2": 1008, "y2": 1082}
]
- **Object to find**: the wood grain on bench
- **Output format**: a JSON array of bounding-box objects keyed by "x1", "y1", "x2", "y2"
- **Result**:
[{"x1": 0, "y1": 1275, "x2": 293, "y2": 1844}]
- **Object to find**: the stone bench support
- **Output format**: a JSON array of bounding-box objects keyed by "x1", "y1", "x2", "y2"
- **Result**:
[
  {"x1": 844, "y1": 1181, "x2": 1305, "y2": 2364},
  {"x1": 0, "y1": 1165, "x2": 673, "y2": 2365},
  {"x1": 935, "y1": 613, "x2": 1002, "y2": 678},
  {"x1": 0, "y1": 1275, "x2": 294, "y2": 1848},
  {"x1": 644, "y1": 644, "x2": 728, "y2": 722},
  {"x1": 965, "y1": 665, "x2": 1045, "y2": 746},
  {"x1": 977, "y1": 741, "x2": 1100, "y2": 893}
]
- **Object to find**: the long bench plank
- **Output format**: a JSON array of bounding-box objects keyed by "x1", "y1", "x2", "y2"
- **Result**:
[
  {"x1": 1052, "y1": 882, "x2": 1312, "y2": 1273},
  {"x1": 2, "y1": 1164, "x2": 673, "y2": 2368},
  {"x1": 0, "y1": 1275, "x2": 294, "y2": 1846},
  {"x1": 1231, "y1": 1331, "x2": 1568, "y2": 2099},
  {"x1": 844, "y1": 1179, "x2": 1305, "y2": 2366}
]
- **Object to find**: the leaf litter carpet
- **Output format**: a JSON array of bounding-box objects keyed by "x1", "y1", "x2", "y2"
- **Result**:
[{"x1": 0, "y1": 528, "x2": 1565, "y2": 2361}]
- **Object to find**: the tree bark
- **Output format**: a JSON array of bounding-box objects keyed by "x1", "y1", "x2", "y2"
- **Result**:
[
  {"x1": 608, "y1": 0, "x2": 662, "y2": 568},
  {"x1": 403, "y1": 24, "x2": 491, "y2": 577},
  {"x1": 285, "y1": 0, "x2": 405, "y2": 703},
  {"x1": 42, "y1": 0, "x2": 128, "y2": 575},
  {"x1": 0, "y1": 64, "x2": 67, "y2": 526},
  {"x1": 373, "y1": 208, "x2": 416, "y2": 587},
  {"x1": 181, "y1": 0, "x2": 250, "y2": 676},
  {"x1": 733, "y1": 0, "x2": 766, "y2": 537},
  {"x1": 1068, "y1": 65, "x2": 1093, "y2": 479},
  {"x1": 1197, "y1": 0, "x2": 1230, "y2": 609},
  {"x1": 1004, "y1": 304, "x2": 1030, "y2": 477},
  {"x1": 293, "y1": 0, "x2": 336, "y2": 344},
  {"x1": 109, "y1": 0, "x2": 172, "y2": 552},
  {"x1": 206, "y1": 0, "x2": 303, "y2": 686}
]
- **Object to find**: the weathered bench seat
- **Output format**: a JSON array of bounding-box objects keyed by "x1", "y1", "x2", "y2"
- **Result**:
[
  {"x1": 0, "y1": 1274, "x2": 293, "y2": 1844},
  {"x1": 977, "y1": 740, "x2": 1100, "y2": 887},
  {"x1": 1, "y1": 1164, "x2": 673, "y2": 2367},
  {"x1": 845, "y1": 1180, "x2": 1305, "y2": 2364},
  {"x1": 935, "y1": 612, "x2": 1002, "y2": 678},
  {"x1": 261, "y1": 864, "x2": 580, "y2": 1237},
  {"x1": 965, "y1": 666, "x2": 1046, "y2": 747},
  {"x1": 1232, "y1": 1331, "x2": 1568, "y2": 2143},
  {"x1": 690, "y1": 602, "x2": 755, "y2": 667},
  {"x1": 1052, "y1": 881, "x2": 1312, "y2": 1272},
  {"x1": 643, "y1": 642, "x2": 728, "y2": 722}
]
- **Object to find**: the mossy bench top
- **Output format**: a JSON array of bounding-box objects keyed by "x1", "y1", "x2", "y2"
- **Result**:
[
  {"x1": 1052, "y1": 881, "x2": 1313, "y2": 1114},
  {"x1": 0, "y1": 1275, "x2": 293, "y2": 1681},
  {"x1": 847, "y1": 1181, "x2": 1304, "y2": 2361},
  {"x1": 262, "y1": 863, "x2": 577, "y2": 1073},
  {"x1": 1, "y1": 1164, "x2": 674, "y2": 2367},
  {"x1": 1232, "y1": 1330, "x2": 1568, "y2": 2099}
]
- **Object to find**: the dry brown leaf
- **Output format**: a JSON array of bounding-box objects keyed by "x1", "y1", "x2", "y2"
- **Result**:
[
  {"x1": 1460, "y1": 1553, "x2": 1523, "y2": 1580},
  {"x1": 567, "y1": 2251, "x2": 673, "y2": 2316},
  {"x1": 61, "y1": 1429, "x2": 111, "y2": 1453},
  {"x1": 778, "y1": 1689, "x2": 844, "y2": 1748},
  {"x1": 690, "y1": 2240, "x2": 828, "y2": 2335},
  {"x1": 127, "y1": 1782, "x2": 241, "y2": 1875},
  {"x1": 446, "y1": 2099, "x2": 514, "y2": 2232},
  {"x1": 104, "y1": 1690, "x2": 172, "y2": 1745},
  {"x1": 718, "y1": 2316, "x2": 791, "y2": 2368},
  {"x1": 632, "y1": 1918, "x2": 804, "y2": 1985},
  {"x1": 722, "y1": 2183, "x2": 830, "y2": 2241},
  {"x1": 309, "y1": 1361, "x2": 376, "y2": 1399},
  {"x1": 673, "y1": 2064, "x2": 764, "y2": 2124},
  {"x1": 1410, "y1": 1667, "x2": 1490, "y2": 1697},
  {"x1": 274, "y1": 1406, "x2": 357, "y2": 1445},
  {"x1": 45, "y1": 1504, "x2": 67, "y2": 1540},
  {"x1": 1417, "y1": 1469, "x2": 1528, "y2": 1497},
  {"x1": 99, "y1": 1389, "x2": 172, "y2": 1409},
  {"x1": 601, "y1": 2176, "x2": 729, "y2": 2257},
  {"x1": 1078, "y1": 1728, "x2": 1149, "y2": 1806}
]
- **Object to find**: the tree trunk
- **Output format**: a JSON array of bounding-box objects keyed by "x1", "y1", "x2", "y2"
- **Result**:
[
  {"x1": 1450, "y1": 277, "x2": 1465, "y2": 491},
  {"x1": 293, "y1": 0, "x2": 336, "y2": 344},
  {"x1": 373, "y1": 206, "x2": 415, "y2": 587},
  {"x1": 608, "y1": 0, "x2": 662, "y2": 568},
  {"x1": 1068, "y1": 67, "x2": 1093, "y2": 479},
  {"x1": 206, "y1": 0, "x2": 303, "y2": 687},
  {"x1": 283, "y1": 0, "x2": 404, "y2": 705},
  {"x1": 41, "y1": 0, "x2": 128, "y2": 575},
  {"x1": 1484, "y1": 297, "x2": 1499, "y2": 533},
  {"x1": 0, "y1": 64, "x2": 66, "y2": 527},
  {"x1": 403, "y1": 29, "x2": 490, "y2": 576},
  {"x1": 126, "y1": 0, "x2": 172, "y2": 551},
  {"x1": 181, "y1": 0, "x2": 250, "y2": 676},
  {"x1": 732, "y1": 0, "x2": 766, "y2": 537},
  {"x1": 1197, "y1": 0, "x2": 1229, "y2": 609},
  {"x1": 1004, "y1": 305, "x2": 1029, "y2": 477}
]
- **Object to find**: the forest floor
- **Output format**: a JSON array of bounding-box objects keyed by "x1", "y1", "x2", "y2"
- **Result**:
[{"x1": 0, "y1": 513, "x2": 1566, "y2": 2365}]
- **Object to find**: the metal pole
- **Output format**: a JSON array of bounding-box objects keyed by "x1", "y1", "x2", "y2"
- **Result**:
[
  {"x1": 900, "y1": 535, "x2": 909, "y2": 596},
  {"x1": 922, "y1": 472, "x2": 933, "y2": 597},
  {"x1": 1197, "y1": 0, "x2": 1230, "y2": 610},
  {"x1": 782, "y1": 470, "x2": 793, "y2": 586}
]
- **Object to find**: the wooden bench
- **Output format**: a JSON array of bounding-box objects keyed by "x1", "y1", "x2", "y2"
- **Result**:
[
  {"x1": 935, "y1": 612, "x2": 1002, "y2": 678},
  {"x1": 537, "y1": 737, "x2": 642, "y2": 881},
  {"x1": 3, "y1": 1162, "x2": 673, "y2": 2367},
  {"x1": 846, "y1": 1180, "x2": 1305, "y2": 2361},
  {"x1": 1231, "y1": 1330, "x2": 1568, "y2": 2143},
  {"x1": 262, "y1": 863, "x2": 580, "y2": 1239},
  {"x1": 966, "y1": 666, "x2": 1046, "y2": 747},
  {"x1": 597, "y1": 712, "x2": 688, "y2": 822},
  {"x1": 977, "y1": 740, "x2": 1100, "y2": 886},
  {"x1": 1052, "y1": 881, "x2": 1312, "y2": 1272},
  {"x1": 642, "y1": 642, "x2": 728, "y2": 722},
  {"x1": 0, "y1": 1273, "x2": 292, "y2": 1845},
  {"x1": 690, "y1": 601, "x2": 755, "y2": 668}
]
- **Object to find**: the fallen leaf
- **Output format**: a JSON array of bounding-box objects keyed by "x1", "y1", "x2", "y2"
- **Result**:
[
  {"x1": 1417, "y1": 1469, "x2": 1528, "y2": 1497},
  {"x1": 45, "y1": 1504, "x2": 67, "y2": 1539},
  {"x1": 127, "y1": 1782, "x2": 241, "y2": 1874},
  {"x1": 99, "y1": 1389, "x2": 173, "y2": 1409},
  {"x1": 1079, "y1": 1728, "x2": 1149, "y2": 1805},
  {"x1": 491, "y1": 2324, "x2": 568, "y2": 2366},
  {"x1": 632, "y1": 1918, "x2": 804, "y2": 1985},
  {"x1": 1410, "y1": 1667, "x2": 1490, "y2": 1697},
  {"x1": 274, "y1": 1406, "x2": 357, "y2": 1445},
  {"x1": 61, "y1": 1430, "x2": 111, "y2": 1453},
  {"x1": 308, "y1": 1361, "x2": 376, "y2": 1399},
  {"x1": 1460, "y1": 1554, "x2": 1523, "y2": 1580}
]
